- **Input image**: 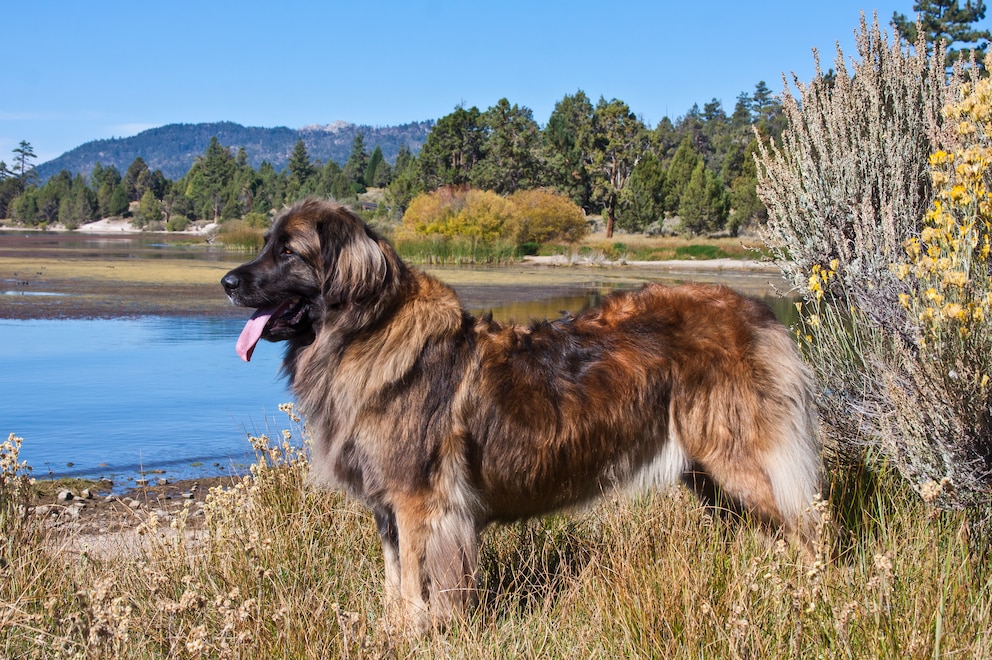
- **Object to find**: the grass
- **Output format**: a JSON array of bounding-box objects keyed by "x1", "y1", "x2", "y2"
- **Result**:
[
  {"x1": 541, "y1": 233, "x2": 768, "y2": 262},
  {"x1": 3, "y1": 425, "x2": 992, "y2": 658}
]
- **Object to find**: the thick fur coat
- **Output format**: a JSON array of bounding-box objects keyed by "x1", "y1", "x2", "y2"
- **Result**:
[{"x1": 222, "y1": 199, "x2": 822, "y2": 633}]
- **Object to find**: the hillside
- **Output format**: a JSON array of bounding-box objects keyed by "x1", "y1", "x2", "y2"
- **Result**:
[{"x1": 34, "y1": 120, "x2": 434, "y2": 181}]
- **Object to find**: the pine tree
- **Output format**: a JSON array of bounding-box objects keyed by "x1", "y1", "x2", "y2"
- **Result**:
[
  {"x1": 678, "y1": 161, "x2": 729, "y2": 235},
  {"x1": 589, "y1": 97, "x2": 648, "y2": 237},
  {"x1": 287, "y1": 139, "x2": 315, "y2": 185},
  {"x1": 12, "y1": 140, "x2": 37, "y2": 188},
  {"x1": 543, "y1": 91, "x2": 595, "y2": 210},
  {"x1": 892, "y1": 0, "x2": 991, "y2": 66},
  {"x1": 343, "y1": 134, "x2": 368, "y2": 193},
  {"x1": 664, "y1": 137, "x2": 702, "y2": 213}
]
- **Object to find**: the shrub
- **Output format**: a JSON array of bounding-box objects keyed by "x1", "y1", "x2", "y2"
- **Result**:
[
  {"x1": 756, "y1": 14, "x2": 988, "y2": 512},
  {"x1": 399, "y1": 186, "x2": 587, "y2": 259},
  {"x1": 505, "y1": 188, "x2": 589, "y2": 244},
  {"x1": 165, "y1": 214, "x2": 190, "y2": 232}
]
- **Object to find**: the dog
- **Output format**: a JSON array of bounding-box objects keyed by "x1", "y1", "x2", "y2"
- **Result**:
[{"x1": 222, "y1": 198, "x2": 821, "y2": 634}]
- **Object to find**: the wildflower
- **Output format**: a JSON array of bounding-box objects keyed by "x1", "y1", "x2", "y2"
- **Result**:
[
  {"x1": 942, "y1": 303, "x2": 966, "y2": 321},
  {"x1": 942, "y1": 270, "x2": 968, "y2": 288}
]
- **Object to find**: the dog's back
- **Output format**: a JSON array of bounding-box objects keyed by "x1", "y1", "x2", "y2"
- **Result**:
[{"x1": 461, "y1": 283, "x2": 820, "y2": 538}]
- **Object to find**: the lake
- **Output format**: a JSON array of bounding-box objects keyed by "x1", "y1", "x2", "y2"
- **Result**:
[{"x1": 1, "y1": 316, "x2": 292, "y2": 486}]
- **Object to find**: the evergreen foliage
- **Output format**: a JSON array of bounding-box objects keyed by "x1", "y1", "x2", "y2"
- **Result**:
[
  {"x1": 5, "y1": 82, "x2": 787, "y2": 235},
  {"x1": 892, "y1": 0, "x2": 991, "y2": 66}
]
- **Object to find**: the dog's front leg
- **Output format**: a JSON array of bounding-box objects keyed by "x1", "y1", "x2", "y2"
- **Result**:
[
  {"x1": 373, "y1": 508, "x2": 402, "y2": 621},
  {"x1": 392, "y1": 498, "x2": 432, "y2": 635}
]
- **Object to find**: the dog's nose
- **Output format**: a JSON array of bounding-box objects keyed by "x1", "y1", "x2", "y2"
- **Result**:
[{"x1": 221, "y1": 272, "x2": 240, "y2": 292}]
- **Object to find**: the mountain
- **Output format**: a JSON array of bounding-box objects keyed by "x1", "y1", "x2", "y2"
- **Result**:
[{"x1": 34, "y1": 120, "x2": 434, "y2": 181}]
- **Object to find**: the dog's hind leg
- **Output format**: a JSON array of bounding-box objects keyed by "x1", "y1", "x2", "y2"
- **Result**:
[{"x1": 425, "y1": 507, "x2": 479, "y2": 623}]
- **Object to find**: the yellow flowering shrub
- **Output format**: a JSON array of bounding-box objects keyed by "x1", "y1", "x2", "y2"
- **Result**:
[{"x1": 893, "y1": 67, "x2": 992, "y2": 394}]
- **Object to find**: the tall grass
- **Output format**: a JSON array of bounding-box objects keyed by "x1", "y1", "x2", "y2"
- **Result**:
[
  {"x1": 3, "y1": 418, "x2": 992, "y2": 657},
  {"x1": 394, "y1": 235, "x2": 520, "y2": 265}
]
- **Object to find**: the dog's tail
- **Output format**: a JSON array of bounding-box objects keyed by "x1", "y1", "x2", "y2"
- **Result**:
[{"x1": 753, "y1": 324, "x2": 822, "y2": 542}]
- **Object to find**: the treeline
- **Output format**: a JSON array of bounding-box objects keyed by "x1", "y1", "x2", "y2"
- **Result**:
[{"x1": 0, "y1": 82, "x2": 784, "y2": 237}]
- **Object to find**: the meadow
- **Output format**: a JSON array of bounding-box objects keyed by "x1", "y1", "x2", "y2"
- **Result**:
[{"x1": 3, "y1": 422, "x2": 990, "y2": 658}]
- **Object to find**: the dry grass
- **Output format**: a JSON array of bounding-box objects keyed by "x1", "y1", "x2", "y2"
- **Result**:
[
  {"x1": 557, "y1": 232, "x2": 767, "y2": 263},
  {"x1": 3, "y1": 423, "x2": 992, "y2": 658},
  {"x1": 0, "y1": 257, "x2": 232, "y2": 286}
]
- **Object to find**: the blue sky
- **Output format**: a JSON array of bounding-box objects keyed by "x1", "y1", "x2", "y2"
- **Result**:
[{"x1": 4, "y1": 1, "x2": 943, "y2": 165}]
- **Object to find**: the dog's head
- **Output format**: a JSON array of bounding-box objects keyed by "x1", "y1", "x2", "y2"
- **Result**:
[{"x1": 221, "y1": 199, "x2": 396, "y2": 361}]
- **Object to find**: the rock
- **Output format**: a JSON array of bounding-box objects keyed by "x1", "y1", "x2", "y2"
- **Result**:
[
  {"x1": 156, "y1": 478, "x2": 169, "y2": 486},
  {"x1": 135, "y1": 478, "x2": 148, "y2": 487},
  {"x1": 33, "y1": 505, "x2": 54, "y2": 517},
  {"x1": 56, "y1": 489, "x2": 75, "y2": 502},
  {"x1": 80, "y1": 488, "x2": 93, "y2": 500},
  {"x1": 181, "y1": 491, "x2": 194, "y2": 500}
]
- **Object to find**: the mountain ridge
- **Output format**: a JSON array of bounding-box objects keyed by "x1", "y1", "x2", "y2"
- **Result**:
[{"x1": 34, "y1": 120, "x2": 434, "y2": 181}]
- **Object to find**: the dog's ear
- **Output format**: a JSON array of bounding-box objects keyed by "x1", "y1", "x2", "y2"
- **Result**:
[{"x1": 319, "y1": 211, "x2": 389, "y2": 304}]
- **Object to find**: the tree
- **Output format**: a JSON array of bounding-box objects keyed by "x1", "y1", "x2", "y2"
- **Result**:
[
  {"x1": 365, "y1": 146, "x2": 389, "y2": 188},
  {"x1": 619, "y1": 152, "x2": 667, "y2": 232},
  {"x1": 93, "y1": 165, "x2": 123, "y2": 218},
  {"x1": 184, "y1": 137, "x2": 236, "y2": 220},
  {"x1": 726, "y1": 139, "x2": 765, "y2": 235},
  {"x1": 472, "y1": 98, "x2": 543, "y2": 194},
  {"x1": 543, "y1": 91, "x2": 595, "y2": 210},
  {"x1": 342, "y1": 134, "x2": 368, "y2": 194},
  {"x1": 108, "y1": 182, "x2": 129, "y2": 217},
  {"x1": 589, "y1": 98, "x2": 648, "y2": 237},
  {"x1": 122, "y1": 157, "x2": 151, "y2": 202},
  {"x1": 384, "y1": 145, "x2": 422, "y2": 216},
  {"x1": 664, "y1": 137, "x2": 702, "y2": 213},
  {"x1": 12, "y1": 140, "x2": 37, "y2": 188},
  {"x1": 287, "y1": 138, "x2": 315, "y2": 186},
  {"x1": 133, "y1": 189, "x2": 164, "y2": 228},
  {"x1": 892, "y1": 0, "x2": 991, "y2": 66},
  {"x1": 415, "y1": 105, "x2": 484, "y2": 190},
  {"x1": 678, "y1": 161, "x2": 729, "y2": 235}
]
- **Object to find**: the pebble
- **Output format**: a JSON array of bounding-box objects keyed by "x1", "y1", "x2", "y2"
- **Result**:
[{"x1": 56, "y1": 489, "x2": 75, "y2": 502}]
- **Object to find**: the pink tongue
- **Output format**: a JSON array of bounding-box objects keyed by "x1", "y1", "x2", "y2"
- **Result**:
[{"x1": 235, "y1": 303, "x2": 287, "y2": 362}]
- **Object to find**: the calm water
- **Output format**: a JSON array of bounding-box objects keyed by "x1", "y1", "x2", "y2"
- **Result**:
[{"x1": 1, "y1": 316, "x2": 292, "y2": 486}]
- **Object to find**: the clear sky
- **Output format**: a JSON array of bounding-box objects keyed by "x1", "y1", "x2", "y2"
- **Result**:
[{"x1": 4, "y1": 1, "x2": 943, "y2": 165}]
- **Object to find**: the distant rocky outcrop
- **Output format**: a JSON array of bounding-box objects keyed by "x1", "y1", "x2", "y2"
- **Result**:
[{"x1": 35, "y1": 120, "x2": 434, "y2": 181}]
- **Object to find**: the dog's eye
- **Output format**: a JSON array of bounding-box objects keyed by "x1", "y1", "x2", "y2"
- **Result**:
[{"x1": 281, "y1": 246, "x2": 294, "y2": 256}]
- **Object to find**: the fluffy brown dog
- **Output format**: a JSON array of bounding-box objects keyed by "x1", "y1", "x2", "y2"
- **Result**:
[{"x1": 222, "y1": 198, "x2": 821, "y2": 633}]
